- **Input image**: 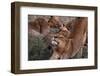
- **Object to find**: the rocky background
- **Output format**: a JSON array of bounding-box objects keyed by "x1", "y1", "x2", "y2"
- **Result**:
[{"x1": 28, "y1": 15, "x2": 76, "y2": 25}]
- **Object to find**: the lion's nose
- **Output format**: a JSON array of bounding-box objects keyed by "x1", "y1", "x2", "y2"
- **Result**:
[
  {"x1": 51, "y1": 36, "x2": 57, "y2": 40},
  {"x1": 57, "y1": 41, "x2": 59, "y2": 45}
]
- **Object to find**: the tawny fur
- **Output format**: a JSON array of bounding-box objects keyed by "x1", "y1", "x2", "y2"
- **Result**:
[
  {"x1": 28, "y1": 18, "x2": 50, "y2": 37},
  {"x1": 28, "y1": 16, "x2": 87, "y2": 59},
  {"x1": 50, "y1": 17, "x2": 87, "y2": 59}
]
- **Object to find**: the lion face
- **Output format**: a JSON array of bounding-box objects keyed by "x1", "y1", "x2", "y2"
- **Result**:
[
  {"x1": 50, "y1": 26, "x2": 70, "y2": 50},
  {"x1": 51, "y1": 34, "x2": 66, "y2": 47}
]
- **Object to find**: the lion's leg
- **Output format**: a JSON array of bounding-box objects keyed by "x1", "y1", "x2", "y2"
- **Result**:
[
  {"x1": 50, "y1": 50, "x2": 59, "y2": 60},
  {"x1": 60, "y1": 39, "x2": 73, "y2": 59}
]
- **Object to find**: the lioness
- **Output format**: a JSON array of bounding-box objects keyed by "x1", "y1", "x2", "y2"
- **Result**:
[
  {"x1": 50, "y1": 17, "x2": 87, "y2": 59},
  {"x1": 50, "y1": 25, "x2": 71, "y2": 59}
]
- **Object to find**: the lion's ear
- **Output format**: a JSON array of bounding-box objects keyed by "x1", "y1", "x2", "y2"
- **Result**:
[
  {"x1": 48, "y1": 16, "x2": 60, "y2": 22},
  {"x1": 52, "y1": 16, "x2": 60, "y2": 21}
]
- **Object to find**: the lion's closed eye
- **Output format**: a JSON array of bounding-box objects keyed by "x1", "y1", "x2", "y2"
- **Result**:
[{"x1": 58, "y1": 36, "x2": 64, "y2": 38}]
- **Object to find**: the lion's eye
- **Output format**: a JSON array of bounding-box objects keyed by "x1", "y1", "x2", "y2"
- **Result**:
[
  {"x1": 59, "y1": 36, "x2": 63, "y2": 38},
  {"x1": 60, "y1": 37, "x2": 63, "y2": 38}
]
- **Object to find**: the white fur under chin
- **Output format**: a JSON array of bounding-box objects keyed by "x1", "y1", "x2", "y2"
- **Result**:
[{"x1": 51, "y1": 41, "x2": 58, "y2": 45}]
